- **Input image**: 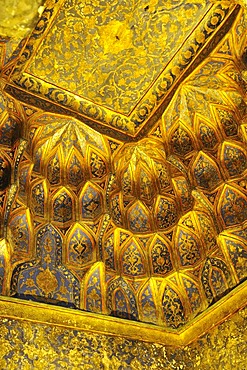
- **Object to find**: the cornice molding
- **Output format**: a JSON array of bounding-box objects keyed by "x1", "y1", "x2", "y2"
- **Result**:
[{"x1": 0, "y1": 280, "x2": 246, "y2": 346}]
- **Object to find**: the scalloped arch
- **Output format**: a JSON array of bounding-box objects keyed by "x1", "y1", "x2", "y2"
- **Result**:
[
  {"x1": 84, "y1": 262, "x2": 105, "y2": 313},
  {"x1": 52, "y1": 187, "x2": 74, "y2": 224},
  {"x1": 220, "y1": 141, "x2": 247, "y2": 178},
  {"x1": 65, "y1": 223, "x2": 96, "y2": 268},
  {"x1": 79, "y1": 181, "x2": 104, "y2": 220},
  {"x1": 107, "y1": 277, "x2": 138, "y2": 320},
  {"x1": 192, "y1": 151, "x2": 222, "y2": 191},
  {"x1": 138, "y1": 279, "x2": 158, "y2": 324},
  {"x1": 119, "y1": 238, "x2": 147, "y2": 277},
  {"x1": 218, "y1": 184, "x2": 247, "y2": 228},
  {"x1": 127, "y1": 200, "x2": 152, "y2": 233}
]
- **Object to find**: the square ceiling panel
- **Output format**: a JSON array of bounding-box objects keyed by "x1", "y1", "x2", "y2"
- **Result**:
[
  {"x1": 26, "y1": 0, "x2": 212, "y2": 115},
  {"x1": 5, "y1": 0, "x2": 240, "y2": 139}
]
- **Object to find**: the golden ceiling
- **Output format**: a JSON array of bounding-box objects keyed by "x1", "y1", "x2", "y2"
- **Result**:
[{"x1": 0, "y1": 0, "x2": 246, "y2": 341}]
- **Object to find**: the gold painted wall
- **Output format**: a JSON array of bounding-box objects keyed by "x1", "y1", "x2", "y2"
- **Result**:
[{"x1": 0, "y1": 306, "x2": 246, "y2": 369}]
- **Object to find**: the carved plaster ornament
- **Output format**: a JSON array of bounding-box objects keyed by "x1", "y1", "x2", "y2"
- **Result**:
[{"x1": 0, "y1": 0, "x2": 246, "y2": 336}]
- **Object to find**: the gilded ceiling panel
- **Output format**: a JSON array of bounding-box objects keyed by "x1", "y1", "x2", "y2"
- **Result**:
[
  {"x1": 26, "y1": 0, "x2": 211, "y2": 115},
  {"x1": 3, "y1": 0, "x2": 241, "y2": 138}
]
